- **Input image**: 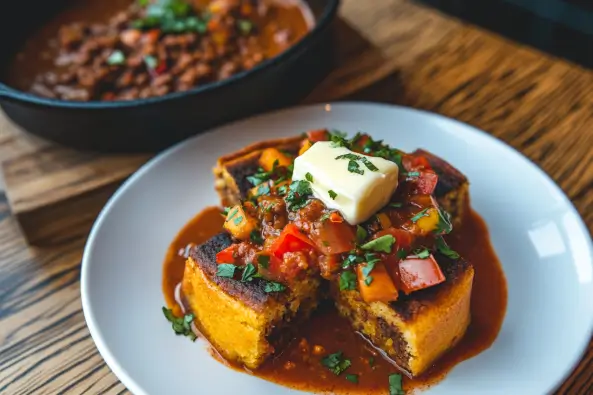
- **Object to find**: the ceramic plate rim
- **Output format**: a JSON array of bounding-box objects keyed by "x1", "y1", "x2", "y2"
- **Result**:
[{"x1": 81, "y1": 101, "x2": 593, "y2": 395}]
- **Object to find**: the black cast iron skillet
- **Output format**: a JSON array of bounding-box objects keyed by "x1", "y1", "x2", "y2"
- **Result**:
[{"x1": 0, "y1": 0, "x2": 340, "y2": 152}]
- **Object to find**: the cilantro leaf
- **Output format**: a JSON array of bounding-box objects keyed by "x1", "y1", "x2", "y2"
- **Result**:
[
  {"x1": 360, "y1": 235, "x2": 396, "y2": 253},
  {"x1": 285, "y1": 180, "x2": 312, "y2": 211},
  {"x1": 216, "y1": 264, "x2": 237, "y2": 278},
  {"x1": 345, "y1": 374, "x2": 358, "y2": 383},
  {"x1": 250, "y1": 230, "x2": 263, "y2": 245},
  {"x1": 356, "y1": 225, "x2": 368, "y2": 244},
  {"x1": 162, "y1": 307, "x2": 196, "y2": 341},
  {"x1": 347, "y1": 160, "x2": 364, "y2": 175},
  {"x1": 414, "y1": 248, "x2": 431, "y2": 259},
  {"x1": 396, "y1": 249, "x2": 408, "y2": 259},
  {"x1": 328, "y1": 190, "x2": 338, "y2": 200},
  {"x1": 107, "y1": 50, "x2": 125, "y2": 65},
  {"x1": 264, "y1": 281, "x2": 286, "y2": 293},
  {"x1": 305, "y1": 172, "x2": 314, "y2": 182},
  {"x1": 389, "y1": 373, "x2": 405, "y2": 395},
  {"x1": 435, "y1": 207, "x2": 453, "y2": 234},
  {"x1": 361, "y1": 261, "x2": 376, "y2": 286},
  {"x1": 339, "y1": 271, "x2": 357, "y2": 290},
  {"x1": 390, "y1": 202, "x2": 403, "y2": 208},
  {"x1": 410, "y1": 208, "x2": 430, "y2": 223},
  {"x1": 321, "y1": 351, "x2": 352, "y2": 375},
  {"x1": 361, "y1": 157, "x2": 378, "y2": 172},
  {"x1": 257, "y1": 254, "x2": 270, "y2": 269},
  {"x1": 436, "y1": 237, "x2": 460, "y2": 259},
  {"x1": 241, "y1": 263, "x2": 257, "y2": 282}
]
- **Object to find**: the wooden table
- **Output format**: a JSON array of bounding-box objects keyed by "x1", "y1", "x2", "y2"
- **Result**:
[{"x1": 0, "y1": 0, "x2": 591, "y2": 393}]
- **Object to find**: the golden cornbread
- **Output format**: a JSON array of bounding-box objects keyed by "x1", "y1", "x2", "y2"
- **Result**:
[
  {"x1": 182, "y1": 233, "x2": 321, "y2": 369},
  {"x1": 332, "y1": 255, "x2": 474, "y2": 377}
]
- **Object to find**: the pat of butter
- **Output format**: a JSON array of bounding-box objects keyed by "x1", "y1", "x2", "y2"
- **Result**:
[{"x1": 292, "y1": 141, "x2": 399, "y2": 225}]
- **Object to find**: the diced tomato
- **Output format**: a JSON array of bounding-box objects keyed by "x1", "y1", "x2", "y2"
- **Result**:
[
  {"x1": 216, "y1": 245, "x2": 237, "y2": 264},
  {"x1": 306, "y1": 129, "x2": 329, "y2": 142},
  {"x1": 268, "y1": 224, "x2": 316, "y2": 259},
  {"x1": 403, "y1": 154, "x2": 432, "y2": 172},
  {"x1": 329, "y1": 212, "x2": 344, "y2": 223},
  {"x1": 356, "y1": 262, "x2": 399, "y2": 303},
  {"x1": 312, "y1": 220, "x2": 356, "y2": 255},
  {"x1": 374, "y1": 228, "x2": 414, "y2": 251},
  {"x1": 397, "y1": 255, "x2": 445, "y2": 294},
  {"x1": 416, "y1": 170, "x2": 438, "y2": 194}
]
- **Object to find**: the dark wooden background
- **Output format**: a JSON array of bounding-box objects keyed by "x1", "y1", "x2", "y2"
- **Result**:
[{"x1": 0, "y1": 0, "x2": 591, "y2": 393}]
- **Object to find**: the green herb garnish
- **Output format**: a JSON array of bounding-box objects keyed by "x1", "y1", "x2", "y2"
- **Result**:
[
  {"x1": 143, "y1": 55, "x2": 158, "y2": 69},
  {"x1": 436, "y1": 237, "x2": 460, "y2": 259},
  {"x1": 107, "y1": 50, "x2": 125, "y2": 65},
  {"x1": 435, "y1": 207, "x2": 453, "y2": 234},
  {"x1": 345, "y1": 374, "x2": 359, "y2": 383},
  {"x1": 360, "y1": 235, "x2": 396, "y2": 253},
  {"x1": 328, "y1": 190, "x2": 337, "y2": 200},
  {"x1": 250, "y1": 230, "x2": 263, "y2": 245},
  {"x1": 339, "y1": 271, "x2": 357, "y2": 290},
  {"x1": 389, "y1": 373, "x2": 405, "y2": 395},
  {"x1": 348, "y1": 160, "x2": 364, "y2": 175},
  {"x1": 241, "y1": 263, "x2": 257, "y2": 282},
  {"x1": 361, "y1": 261, "x2": 376, "y2": 286},
  {"x1": 396, "y1": 249, "x2": 408, "y2": 259},
  {"x1": 361, "y1": 157, "x2": 378, "y2": 172},
  {"x1": 233, "y1": 215, "x2": 243, "y2": 226},
  {"x1": 410, "y1": 208, "x2": 430, "y2": 223},
  {"x1": 216, "y1": 264, "x2": 237, "y2": 278},
  {"x1": 133, "y1": 0, "x2": 207, "y2": 33},
  {"x1": 162, "y1": 307, "x2": 196, "y2": 341},
  {"x1": 257, "y1": 254, "x2": 270, "y2": 269},
  {"x1": 414, "y1": 248, "x2": 431, "y2": 259},
  {"x1": 226, "y1": 207, "x2": 239, "y2": 221},
  {"x1": 406, "y1": 171, "x2": 420, "y2": 177},
  {"x1": 237, "y1": 19, "x2": 253, "y2": 34},
  {"x1": 305, "y1": 172, "x2": 314, "y2": 182},
  {"x1": 321, "y1": 351, "x2": 352, "y2": 375},
  {"x1": 356, "y1": 225, "x2": 368, "y2": 244},
  {"x1": 390, "y1": 202, "x2": 403, "y2": 208},
  {"x1": 264, "y1": 281, "x2": 286, "y2": 293},
  {"x1": 286, "y1": 180, "x2": 312, "y2": 211}
]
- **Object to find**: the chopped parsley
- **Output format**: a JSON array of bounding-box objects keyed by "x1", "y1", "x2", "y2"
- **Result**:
[
  {"x1": 143, "y1": 55, "x2": 158, "y2": 69},
  {"x1": 390, "y1": 202, "x2": 403, "y2": 208},
  {"x1": 342, "y1": 253, "x2": 362, "y2": 269},
  {"x1": 321, "y1": 351, "x2": 352, "y2": 375},
  {"x1": 413, "y1": 248, "x2": 431, "y2": 259},
  {"x1": 436, "y1": 237, "x2": 460, "y2": 259},
  {"x1": 335, "y1": 153, "x2": 360, "y2": 161},
  {"x1": 410, "y1": 208, "x2": 430, "y2": 223},
  {"x1": 339, "y1": 271, "x2": 357, "y2": 290},
  {"x1": 396, "y1": 249, "x2": 408, "y2": 259},
  {"x1": 237, "y1": 19, "x2": 253, "y2": 35},
  {"x1": 250, "y1": 230, "x2": 263, "y2": 245},
  {"x1": 361, "y1": 261, "x2": 376, "y2": 286},
  {"x1": 406, "y1": 171, "x2": 420, "y2": 177},
  {"x1": 254, "y1": 183, "x2": 271, "y2": 197},
  {"x1": 356, "y1": 225, "x2": 368, "y2": 243},
  {"x1": 162, "y1": 307, "x2": 197, "y2": 341},
  {"x1": 360, "y1": 235, "x2": 396, "y2": 253},
  {"x1": 107, "y1": 50, "x2": 125, "y2": 65},
  {"x1": 133, "y1": 0, "x2": 208, "y2": 33},
  {"x1": 264, "y1": 281, "x2": 286, "y2": 293},
  {"x1": 389, "y1": 373, "x2": 405, "y2": 395},
  {"x1": 305, "y1": 172, "x2": 314, "y2": 182},
  {"x1": 345, "y1": 374, "x2": 359, "y2": 383},
  {"x1": 246, "y1": 162, "x2": 280, "y2": 187},
  {"x1": 226, "y1": 207, "x2": 239, "y2": 221},
  {"x1": 319, "y1": 212, "x2": 332, "y2": 222},
  {"x1": 233, "y1": 215, "x2": 244, "y2": 226},
  {"x1": 257, "y1": 254, "x2": 270, "y2": 269},
  {"x1": 435, "y1": 207, "x2": 453, "y2": 234},
  {"x1": 361, "y1": 157, "x2": 378, "y2": 172},
  {"x1": 368, "y1": 357, "x2": 375, "y2": 367},
  {"x1": 328, "y1": 190, "x2": 338, "y2": 200},
  {"x1": 348, "y1": 160, "x2": 364, "y2": 175},
  {"x1": 285, "y1": 180, "x2": 312, "y2": 211},
  {"x1": 241, "y1": 263, "x2": 257, "y2": 282},
  {"x1": 216, "y1": 264, "x2": 237, "y2": 278}
]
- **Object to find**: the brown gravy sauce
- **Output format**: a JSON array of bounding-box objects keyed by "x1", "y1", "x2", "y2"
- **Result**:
[{"x1": 162, "y1": 206, "x2": 507, "y2": 394}]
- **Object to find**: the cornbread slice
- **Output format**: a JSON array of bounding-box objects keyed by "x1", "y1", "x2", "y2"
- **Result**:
[
  {"x1": 214, "y1": 136, "x2": 303, "y2": 207},
  {"x1": 332, "y1": 254, "x2": 474, "y2": 377},
  {"x1": 182, "y1": 232, "x2": 321, "y2": 369}
]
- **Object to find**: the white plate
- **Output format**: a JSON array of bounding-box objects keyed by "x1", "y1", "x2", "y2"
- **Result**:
[{"x1": 81, "y1": 102, "x2": 593, "y2": 395}]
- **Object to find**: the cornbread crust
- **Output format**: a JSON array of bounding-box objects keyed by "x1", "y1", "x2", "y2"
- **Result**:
[
  {"x1": 214, "y1": 136, "x2": 303, "y2": 207},
  {"x1": 332, "y1": 254, "x2": 474, "y2": 377},
  {"x1": 182, "y1": 233, "x2": 321, "y2": 369}
]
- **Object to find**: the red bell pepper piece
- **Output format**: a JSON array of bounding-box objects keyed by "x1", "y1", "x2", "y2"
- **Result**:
[
  {"x1": 398, "y1": 254, "x2": 445, "y2": 294},
  {"x1": 216, "y1": 245, "x2": 237, "y2": 264},
  {"x1": 306, "y1": 129, "x2": 329, "y2": 142},
  {"x1": 269, "y1": 224, "x2": 316, "y2": 259}
]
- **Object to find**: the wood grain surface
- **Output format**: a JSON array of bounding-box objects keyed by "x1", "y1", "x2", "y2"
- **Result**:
[{"x1": 0, "y1": 0, "x2": 592, "y2": 394}]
